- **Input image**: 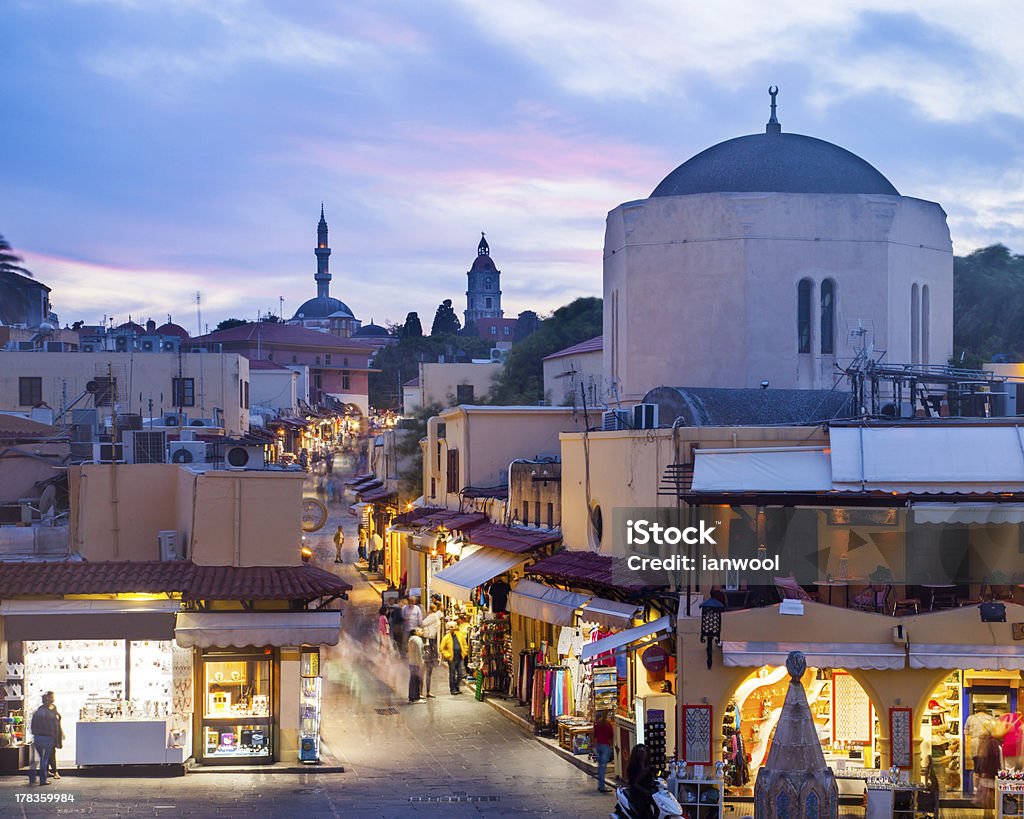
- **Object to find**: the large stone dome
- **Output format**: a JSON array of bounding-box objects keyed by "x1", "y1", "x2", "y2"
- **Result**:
[
  {"x1": 651, "y1": 132, "x2": 899, "y2": 198},
  {"x1": 292, "y1": 296, "x2": 354, "y2": 320}
]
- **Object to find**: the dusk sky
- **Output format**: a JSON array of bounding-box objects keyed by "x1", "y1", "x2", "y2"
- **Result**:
[{"x1": 3, "y1": 1, "x2": 1024, "y2": 332}]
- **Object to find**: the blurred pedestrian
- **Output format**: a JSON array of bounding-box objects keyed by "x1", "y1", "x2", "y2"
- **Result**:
[
  {"x1": 377, "y1": 605, "x2": 391, "y2": 653},
  {"x1": 1000, "y1": 710, "x2": 1024, "y2": 769},
  {"x1": 421, "y1": 601, "x2": 442, "y2": 698},
  {"x1": 388, "y1": 599, "x2": 406, "y2": 654},
  {"x1": 977, "y1": 721, "x2": 1005, "y2": 818},
  {"x1": 358, "y1": 528, "x2": 368, "y2": 563},
  {"x1": 594, "y1": 711, "x2": 614, "y2": 792},
  {"x1": 407, "y1": 628, "x2": 425, "y2": 702},
  {"x1": 402, "y1": 595, "x2": 423, "y2": 653},
  {"x1": 333, "y1": 525, "x2": 345, "y2": 564}
]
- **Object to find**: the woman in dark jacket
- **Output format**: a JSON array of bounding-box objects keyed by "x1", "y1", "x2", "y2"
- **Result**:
[{"x1": 627, "y1": 743, "x2": 656, "y2": 819}]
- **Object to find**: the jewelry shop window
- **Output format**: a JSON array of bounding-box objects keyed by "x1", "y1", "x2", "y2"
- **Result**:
[{"x1": 201, "y1": 651, "x2": 272, "y2": 762}]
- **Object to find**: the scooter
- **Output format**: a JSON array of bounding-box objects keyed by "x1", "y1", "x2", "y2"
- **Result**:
[{"x1": 610, "y1": 778, "x2": 684, "y2": 819}]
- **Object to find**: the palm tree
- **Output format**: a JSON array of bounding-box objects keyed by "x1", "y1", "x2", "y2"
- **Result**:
[{"x1": 0, "y1": 234, "x2": 32, "y2": 277}]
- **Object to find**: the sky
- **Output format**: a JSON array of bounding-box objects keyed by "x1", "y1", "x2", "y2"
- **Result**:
[{"x1": 3, "y1": 1, "x2": 1024, "y2": 333}]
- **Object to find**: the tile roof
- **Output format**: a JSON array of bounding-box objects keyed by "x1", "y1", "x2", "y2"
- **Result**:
[
  {"x1": 527, "y1": 550, "x2": 657, "y2": 591},
  {"x1": 192, "y1": 322, "x2": 381, "y2": 352},
  {"x1": 360, "y1": 487, "x2": 396, "y2": 502},
  {"x1": 467, "y1": 524, "x2": 560, "y2": 554},
  {"x1": 247, "y1": 359, "x2": 293, "y2": 371},
  {"x1": 391, "y1": 508, "x2": 487, "y2": 531},
  {"x1": 0, "y1": 561, "x2": 350, "y2": 600},
  {"x1": 403, "y1": 377, "x2": 420, "y2": 387},
  {"x1": 543, "y1": 335, "x2": 603, "y2": 361},
  {"x1": 344, "y1": 473, "x2": 375, "y2": 486},
  {"x1": 0, "y1": 414, "x2": 62, "y2": 440}
]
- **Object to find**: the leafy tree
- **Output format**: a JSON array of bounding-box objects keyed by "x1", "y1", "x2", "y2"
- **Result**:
[
  {"x1": 489, "y1": 297, "x2": 602, "y2": 405},
  {"x1": 401, "y1": 312, "x2": 423, "y2": 338},
  {"x1": 460, "y1": 319, "x2": 478, "y2": 338},
  {"x1": 430, "y1": 299, "x2": 461, "y2": 336},
  {"x1": 262, "y1": 314, "x2": 282, "y2": 323},
  {"x1": 0, "y1": 235, "x2": 32, "y2": 278},
  {"x1": 514, "y1": 310, "x2": 540, "y2": 341},
  {"x1": 953, "y1": 244, "x2": 1024, "y2": 363},
  {"x1": 215, "y1": 318, "x2": 249, "y2": 331}
]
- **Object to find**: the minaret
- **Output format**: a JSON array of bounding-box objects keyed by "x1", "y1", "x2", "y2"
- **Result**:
[
  {"x1": 315, "y1": 204, "x2": 331, "y2": 300},
  {"x1": 464, "y1": 232, "x2": 503, "y2": 326}
]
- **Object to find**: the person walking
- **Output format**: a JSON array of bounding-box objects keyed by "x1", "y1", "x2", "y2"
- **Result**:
[
  {"x1": 388, "y1": 599, "x2": 406, "y2": 654},
  {"x1": 333, "y1": 525, "x2": 345, "y2": 564},
  {"x1": 594, "y1": 711, "x2": 614, "y2": 792},
  {"x1": 357, "y1": 527, "x2": 368, "y2": 563},
  {"x1": 407, "y1": 627, "x2": 426, "y2": 702},
  {"x1": 402, "y1": 595, "x2": 423, "y2": 655},
  {"x1": 47, "y1": 694, "x2": 64, "y2": 780},
  {"x1": 377, "y1": 605, "x2": 391, "y2": 653},
  {"x1": 420, "y1": 602, "x2": 442, "y2": 698},
  {"x1": 976, "y1": 721, "x2": 1005, "y2": 819},
  {"x1": 28, "y1": 692, "x2": 59, "y2": 786},
  {"x1": 440, "y1": 621, "x2": 468, "y2": 694}
]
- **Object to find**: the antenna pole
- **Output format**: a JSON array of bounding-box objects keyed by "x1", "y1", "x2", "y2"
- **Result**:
[{"x1": 195, "y1": 292, "x2": 202, "y2": 337}]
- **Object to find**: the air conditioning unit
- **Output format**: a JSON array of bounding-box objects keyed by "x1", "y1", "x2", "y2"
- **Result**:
[
  {"x1": 169, "y1": 441, "x2": 206, "y2": 464},
  {"x1": 157, "y1": 530, "x2": 180, "y2": 561},
  {"x1": 115, "y1": 336, "x2": 129, "y2": 352},
  {"x1": 92, "y1": 442, "x2": 125, "y2": 463},
  {"x1": 123, "y1": 430, "x2": 167, "y2": 464},
  {"x1": 601, "y1": 410, "x2": 631, "y2": 431},
  {"x1": 189, "y1": 418, "x2": 217, "y2": 427},
  {"x1": 632, "y1": 403, "x2": 659, "y2": 430},
  {"x1": 17, "y1": 341, "x2": 35, "y2": 351},
  {"x1": 139, "y1": 337, "x2": 158, "y2": 352},
  {"x1": 161, "y1": 339, "x2": 179, "y2": 353},
  {"x1": 163, "y1": 413, "x2": 184, "y2": 426},
  {"x1": 45, "y1": 341, "x2": 68, "y2": 352},
  {"x1": 81, "y1": 343, "x2": 95, "y2": 352},
  {"x1": 225, "y1": 445, "x2": 264, "y2": 470}
]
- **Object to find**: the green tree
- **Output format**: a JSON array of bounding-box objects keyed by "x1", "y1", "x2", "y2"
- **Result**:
[
  {"x1": 460, "y1": 319, "x2": 478, "y2": 338},
  {"x1": 514, "y1": 310, "x2": 540, "y2": 341},
  {"x1": 430, "y1": 299, "x2": 461, "y2": 336},
  {"x1": 0, "y1": 235, "x2": 32, "y2": 278},
  {"x1": 215, "y1": 318, "x2": 249, "y2": 331},
  {"x1": 489, "y1": 297, "x2": 602, "y2": 404},
  {"x1": 953, "y1": 244, "x2": 1024, "y2": 363},
  {"x1": 401, "y1": 312, "x2": 423, "y2": 338}
]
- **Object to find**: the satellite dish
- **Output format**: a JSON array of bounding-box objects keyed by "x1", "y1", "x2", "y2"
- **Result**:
[{"x1": 38, "y1": 485, "x2": 57, "y2": 517}]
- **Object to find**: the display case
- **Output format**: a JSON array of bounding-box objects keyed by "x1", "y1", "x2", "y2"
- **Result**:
[
  {"x1": 997, "y1": 777, "x2": 1024, "y2": 819},
  {"x1": 299, "y1": 648, "x2": 321, "y2": 764},
  {"x1": 200, "y1": 651, "x2": 272, "y2": 763},
  {"x1": 674, "y1": 777, "x2": 723, "y2": 819}
]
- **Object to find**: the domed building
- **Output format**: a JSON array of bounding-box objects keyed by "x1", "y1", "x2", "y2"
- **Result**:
[
  {"x1": 352, "y1": 320, "x2": 391, "y2": 339},
  {"x1": 465, "y1": 233, "x2": 503, "y2": 327},
  {"x1": 289, "y1": 206, "x2": 361, "y2": 337},
  {"x1": 604, "y1": 89, "x2": 952, "y2": 401},
  {"x1": 156, "y1": 318, "x2": 189, "y2": 339}
]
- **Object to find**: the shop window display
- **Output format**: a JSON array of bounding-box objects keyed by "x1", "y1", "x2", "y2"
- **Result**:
[{"x1": 201, "y1": 652, "x2": 272, "y2": 761}]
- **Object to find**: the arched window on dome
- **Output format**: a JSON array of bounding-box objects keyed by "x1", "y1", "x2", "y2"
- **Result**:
[
  {"x1": 820, "y1": 279, "x2": 835, "y2": 355},
  {"x1": 922, "y1": 284, "x2": 930, "y2": 365},
  {"x1": 798, "y1": 278, "x2": 813, "y2": 354},
  {"x1": 911, "y1": 283, "x2": 920, "y2": 364}
]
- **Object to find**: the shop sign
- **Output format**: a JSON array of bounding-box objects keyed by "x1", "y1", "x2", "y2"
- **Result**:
[
  {"x1": 301, "y1": 498, "x2": 328, "y2": 532},
  {"x1": 642, "y1": 645, "x2": 669, "y2": 673},
  {"x1": 1013, "y1": 623, "x2": 1024, "y2": 641}
]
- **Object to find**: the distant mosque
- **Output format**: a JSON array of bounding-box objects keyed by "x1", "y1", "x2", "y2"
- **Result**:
[{"x1": 289, "y1": 206, "x2": 362, "y2": 337}]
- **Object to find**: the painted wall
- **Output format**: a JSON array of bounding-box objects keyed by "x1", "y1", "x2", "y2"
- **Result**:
[
  {"x1": 604, "y1": 193, "x2": 952, "y2": 401},
  {"x1": 424, "y1": 407, "x2": 580, "y2": 509},
  {"x1": 543, "y1": 348, "x2": 604, "y2": 408},
  {"x1": 250, "y1": 369, "x2": 298, "y2": 415},
  {"x1": 69, "y1": 464, "x2": 305, "y2": 565},
  {"x1": 0, "y1": 352, "x2": 249, "y2": 435},
  {"x1": 414, "y1": 362, "x2": 502, "y2": 409},
  {"x1": 559, "y1": 426, "x2": 829, "y2": 553}
]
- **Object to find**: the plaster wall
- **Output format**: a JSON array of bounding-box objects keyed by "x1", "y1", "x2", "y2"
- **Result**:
[
  {"x1": 603, "y1": 193, "x2": 952, "y2": 401},
  {"x1": 543, "y1": 349, "x2": 604, "y2": 407}
]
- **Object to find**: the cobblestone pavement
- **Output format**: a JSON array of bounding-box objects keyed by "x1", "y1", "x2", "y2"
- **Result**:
[{"x1": 0, "y1": 454, "x2": 614, "y2": 817}]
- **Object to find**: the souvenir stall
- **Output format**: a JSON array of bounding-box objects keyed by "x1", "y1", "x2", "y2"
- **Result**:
[{"x1": 2, "y1": 599, "x2": 189, "y2": 768}]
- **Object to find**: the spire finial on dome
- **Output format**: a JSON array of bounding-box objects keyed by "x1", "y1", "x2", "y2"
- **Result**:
[
  {"x1": 767, "y1": 86, "x2": 781, "y2": 134},
  {"x1": 478, "y1": 231, "x2": 489, "y2": 256}
]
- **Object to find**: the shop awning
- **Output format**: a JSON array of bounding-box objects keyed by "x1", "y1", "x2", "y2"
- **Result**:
[
  {"x1": 430, "y1": 546, "x2": 523, "y2": 602},
  {"x1": 912, "y1": 503, "x2": 1024, "y2": 525},
  {"x1": 580, "y1": 615, "x2": 672, "y2": 663},
  {"x1": 467, "y1": 524, "x2": 561, "y2": 554},
  {"x1": 175, "y1": 611, "x2": 342, "y2": 648},
  {"x1": 508, "y1": 579, "x2": 590, "y2": 626},
  {"x1": 692, "y1": 446, "x2": 833, "y2": 492},
  {"x1": 580, "y1": 597, "x2": 641, "y2": 629},
  {"x1": 0, "y1": 599, "x2": 179, "y2": 641},
  {"x1": 722, "y1": 641, "x2": 906, "y2": 670},
  {"x1": 909, "y1": 643, "x2": 1024, "y2": 670},
  {"x1": 361, "y1": 488, "x2": 396, "y2": 503}
]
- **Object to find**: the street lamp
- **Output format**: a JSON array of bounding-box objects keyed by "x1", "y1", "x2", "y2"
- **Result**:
[{"x1": 699, "y1": 597, "x2": 725, "y2": 669}]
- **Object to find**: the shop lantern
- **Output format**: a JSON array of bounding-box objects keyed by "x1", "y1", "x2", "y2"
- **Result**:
[{"x1": 699, "y1": 597, "x2": 724, "y2": 669}]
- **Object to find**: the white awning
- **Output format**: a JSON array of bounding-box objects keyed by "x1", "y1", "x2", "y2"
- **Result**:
[
  {"x1": 581, "y1": 615, "x2": 672, "y2": 663},
  {"x1": 508, "y1": 579, "x2": 590, "y2": 626},
  {"x1": 430, "y1": 546, "x2": 524, "y2": 602},
  {"x1": 175, "y1": 611, "x2": 342, "y2": 648},
  {"x1": 692, "y1": 446, "x2": 832, "y2": 492},
  {"x1": 581, "y1": 597, "x2": 641, "y2": 629},
  {"x1": 0, "y1": 599, "x2": 180, "y2": 641},
  {"x1": 722, "y1": 641, "x2": 906, "y2": 670},
  {"x1": 831, "y1": 426, "x2": 1024, "y2": 493},
  {"x1": 912, "y1": 504, "x2": 1024, "y2": 525},
  {"x1": 909, "y1": 644, "x2": 1024, "y2": 671}
]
